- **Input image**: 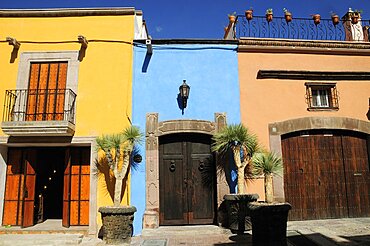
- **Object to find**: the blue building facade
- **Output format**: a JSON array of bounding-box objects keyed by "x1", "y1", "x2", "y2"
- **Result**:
[{"x1": 131, "y1": 41, "x2": 240, "y2": 234}]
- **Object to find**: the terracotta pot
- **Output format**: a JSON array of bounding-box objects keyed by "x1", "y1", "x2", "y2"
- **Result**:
[
  {"x1": 229, "y1": 15, "x2": 236, "y2": 23},
  {"x1": 266, "y1": 13, "x2": 273, "y2": 22},
  {"x1": 285, "y1": 13, "x2": 292, "y2": 23},
  {"x1": 312, "y1": 14, "x2": 321, "y2": 25},
  {"x1": 331, "y1": 15, "x2": 339, "y2": 25},
  {"x1": 351, "y1": 15, "x2": 359, "y2": 24},
  {"x1": 245, "y1": 10, "x2": 253, "y2": 20}
]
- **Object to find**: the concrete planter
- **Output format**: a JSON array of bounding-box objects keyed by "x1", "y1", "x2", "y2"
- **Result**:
[
  {"x1": 248, "y1": 202, "x2": 291, "y2": 246},
  {"x1": 223, "y1": 194, "x2": 259, "y2": 234},
  {"x1": 99, "y1": 206, "x2": 137, "y2": 245}
]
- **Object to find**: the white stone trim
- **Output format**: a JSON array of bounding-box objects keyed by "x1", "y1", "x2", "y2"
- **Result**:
[{"x1": 17, "y1": 51, "x2": 79, "y2": 93}]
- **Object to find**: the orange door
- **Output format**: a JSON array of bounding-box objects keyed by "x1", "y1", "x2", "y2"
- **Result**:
[
  {"x1": 62, "y1": 147, "x2": 90, "y2": 227},
  {"x1": 26, "y1": 62, "x2": 67, "y2": 121},
  {"x1": 2, "y1": 149, "x2": 24, "y2": 226},
  {"x1": 21, "y1": 149, "x2": 37, "y2": 228},
  {"x1": 62, "y1": 148, "x2": 71, "y2": 227}
]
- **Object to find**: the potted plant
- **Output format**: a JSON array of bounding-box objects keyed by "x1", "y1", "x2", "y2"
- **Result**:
[
  {"x1": 245, "y1": 8, "x2": 253, "y2": 21},
  {"x1": 248, "y1": 152, "x2": 292, "y2": 245},
  {"x1": 96, "y1": 125, "x2": 143, "y2": 245},
  {"x1": 283, "y1": 8, "x2": 292, "y2": 23},
  {"x1": 351, "y1": 10, "x2": 362, "y2": 24},
  {"x1": 212, "y1": 123, "x2": 259, "y2": 233},
  {"x1": 228, "y1": 12, "x2": 237, "y2": 23},
  {"x1": 312, "y1": 13, "x2": 321, "y2": 25},
  {"x1": 265, "y1": 8, "x2": 273, "y2": 22},
  {"x1": 330, "y1": 11, "x2": 340, "y2": 25}
]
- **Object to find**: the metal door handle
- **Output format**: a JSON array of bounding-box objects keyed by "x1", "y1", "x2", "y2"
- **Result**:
[{"x1": 354, "y1": 173, "x2": 362, "y2": 176}]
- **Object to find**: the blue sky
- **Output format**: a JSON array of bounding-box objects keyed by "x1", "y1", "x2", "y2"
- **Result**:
[{"x1": 1, "y1": 0, "x2": 369, "y2": 39}]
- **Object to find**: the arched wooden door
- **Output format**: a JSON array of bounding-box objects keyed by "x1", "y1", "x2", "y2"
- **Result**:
[
  {"x1": 159, "y1": 133, "x2": 215, "y2": 225},
  {"x1": 282, "y1": 130, "x2": 370, "y2": 220}
]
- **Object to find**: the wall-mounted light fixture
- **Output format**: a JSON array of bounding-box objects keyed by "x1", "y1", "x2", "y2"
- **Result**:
[
  {"x1": 179, "y1": 80, "x2": 190, "y2": 109},
  {"x1": 146, "y1": 39, "x2": 153, "y2": 54},
  {"x1": 6, "y1": 37, "x2": 20, "y2": 49}
]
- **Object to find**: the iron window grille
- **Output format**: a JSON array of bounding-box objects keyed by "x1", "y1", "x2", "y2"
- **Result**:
[{"x1": 305, "y1": 82, "x2": 339, "y2": 111}]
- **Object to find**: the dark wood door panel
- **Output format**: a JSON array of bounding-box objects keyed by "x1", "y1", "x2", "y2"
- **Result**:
[
  {"x1": 159, "y1": 133, "x2": 215, "y2": 226},
  {"x1": 160, "y1": 157, "x2": 187, "y2": 225},
  {"x1": 283, "y1": 130, "x2": 370, "y2": 221},
  {"x1": 342, "y1": 134, "x2": 370, "y2": 217},
  {"x1": 188, "y1": 155, "x2": 214, "y2": 224}
]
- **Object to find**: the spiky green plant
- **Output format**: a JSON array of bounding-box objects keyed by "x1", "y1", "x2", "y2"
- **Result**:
[
  {"x1": 212, "y1": 123, "x2": 259, "y2": 194},
  {"x1": 253, "y1": 152, "x2": 283, "y2": 203},
  {"x1": 96, "y1": 125, "x2": 143, "y2": 206}
]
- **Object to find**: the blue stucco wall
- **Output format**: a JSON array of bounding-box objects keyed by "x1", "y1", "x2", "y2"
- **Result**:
[{"x1": 131, "y1": 43, "x2": 240, "y2": 235}]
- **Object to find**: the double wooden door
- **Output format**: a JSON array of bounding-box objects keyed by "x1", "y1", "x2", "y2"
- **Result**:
[
  {"x1": 159, "y1": 133, "x2": 215, "y2": 225},
  {"x1": 2, "y1": 147, "x2": 89, "y2": 228},
  {"x1": 282, "y1": 130, "x2": 370, "y2": 220}
]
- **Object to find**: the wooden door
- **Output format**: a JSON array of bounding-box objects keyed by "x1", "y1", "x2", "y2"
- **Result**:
[
  {"x1": 21, "y1": 149, "x2": 37, "y2": 228},
  {"x1": 283, "y1": 130, "x2": 370, "y2": 220},
  {"x1": 26, "y1": 62, "x2": 67, "y2": 121},
  {"x1": 62, "y1": 148, "x2": 71, "y2": 227},
  {"x1": 341, "y1": 133, "x2": 370, "y2": 217},
  {"x1": 2, "y1": 149, "x2": 24, "y2": 226},
  {"x1": 159, "y1": 133, "x2": 214, "y2": 225},
  {"x1": 188, "y1": 140, "x2": 214, "y2": 224},
  {"x1": 62, "y1": 147, "x2": 90, "y2": 227}
]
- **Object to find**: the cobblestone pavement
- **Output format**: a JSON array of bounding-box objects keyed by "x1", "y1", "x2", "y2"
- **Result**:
[
  {"x1": 131, "y1": 218, "x2": 370, "y2": 246},
  {"x1": 0, "y1": 218, "x2": 369, "y2": 245},
  {"x1": 287, "y1": 218, "x2": 370, "y2": 246}
]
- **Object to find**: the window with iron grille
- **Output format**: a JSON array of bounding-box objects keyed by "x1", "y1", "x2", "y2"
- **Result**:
[{"x1": 305, "y1": 82, "x2": 339, "y2": 111}]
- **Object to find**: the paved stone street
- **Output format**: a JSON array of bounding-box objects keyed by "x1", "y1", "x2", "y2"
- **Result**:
[{"x1": 0, "y1": 218, "x2": 369, "y2": 245}]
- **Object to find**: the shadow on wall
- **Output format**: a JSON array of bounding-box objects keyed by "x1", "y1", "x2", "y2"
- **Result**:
[
  {"x1": 93, "y1": 158, "x2": 128, "y2": 204},
  {"x1": 177, "y1": 93, "x2": 185, "y2": 115},
  {"x1": 142, "y1": 53, "x2": 152, "y2": 73}
]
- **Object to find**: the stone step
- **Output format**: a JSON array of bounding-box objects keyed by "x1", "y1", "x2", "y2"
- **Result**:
[{"x1": 0, "y1": 233, "x2": 84, "y2": 246}]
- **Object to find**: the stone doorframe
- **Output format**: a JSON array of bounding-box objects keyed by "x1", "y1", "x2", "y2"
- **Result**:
[
  {"x1": 143, "y1": 112, "x2": 229, "y2": 228},
  {"x1": 268, "y1": 116, "x2": 370, "y2": 202}
]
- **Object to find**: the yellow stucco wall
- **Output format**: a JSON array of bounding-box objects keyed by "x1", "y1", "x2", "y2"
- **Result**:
[{"x1": 0, "y1": 13, "x2": 135, "y2": 223}]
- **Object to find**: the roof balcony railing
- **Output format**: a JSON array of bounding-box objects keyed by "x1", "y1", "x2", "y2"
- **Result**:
[
  {"x1": 233, "y1": 15, "x2": 370, "y2": 42},
  {"x1": 3, "y1": 88, "x2": 76, "y2": 125}
]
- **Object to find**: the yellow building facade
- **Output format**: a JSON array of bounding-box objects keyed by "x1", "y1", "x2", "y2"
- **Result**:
[{"x1": 0, "y1": 8, "x2": 146, "y2": 234}]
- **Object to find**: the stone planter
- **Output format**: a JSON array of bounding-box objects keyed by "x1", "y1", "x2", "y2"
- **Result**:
[
  {"x1": 248, "y1": 202, "x2": 291, "y2": 246},
  {"x1": 223, "y1": 194, "x2": 259, "y2": 234},
  {"x1": 99, "y1": 206, "x2": 137, "y2": 245}
]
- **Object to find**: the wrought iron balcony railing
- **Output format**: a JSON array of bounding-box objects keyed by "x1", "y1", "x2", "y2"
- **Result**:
[
  {"x1": 234, "y1": 15, "x2": 370, "y2": 41},
  {"x1": 3, "y1": 89, "x2": 76, "y2": 124}
]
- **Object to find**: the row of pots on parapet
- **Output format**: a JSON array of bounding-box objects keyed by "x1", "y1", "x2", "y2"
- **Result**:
[{"x1": 228, "y1": 9, "x2": 362, "y2": 25}]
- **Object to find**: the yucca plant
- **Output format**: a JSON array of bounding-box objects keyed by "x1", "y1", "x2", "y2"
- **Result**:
[
  {"x1": 212, "y1": 123, "x2": 259, "y2": 194},
  {"x1": 96, "y1": 125, "x2": 143, "y2": 207},
  {"x1": 253, "y1": 151, "x2": 283, "y2": 203}
]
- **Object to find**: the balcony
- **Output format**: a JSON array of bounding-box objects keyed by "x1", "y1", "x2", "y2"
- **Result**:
[
  {"x1": 2, "y1": 89, "x2": 76, "y2": 136},
  {"x1": 231, "y1": 15, "x2": 370, "y2": 42}
]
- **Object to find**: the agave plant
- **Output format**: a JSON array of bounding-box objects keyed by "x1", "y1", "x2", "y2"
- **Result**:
[
  {"x1": 212, "y1": 123, "x2": 259, "y2": 194},
  {"x1": 96, "y1": 125, "x2": 143, "y2": 207},
  {"x1": 253, "y1": 151, "x2": 283, "y2": 203}
]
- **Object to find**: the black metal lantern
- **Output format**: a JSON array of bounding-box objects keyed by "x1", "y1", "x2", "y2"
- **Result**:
[{"x1": 179, "y1": 80, "x2": 190, "y2": 108}]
